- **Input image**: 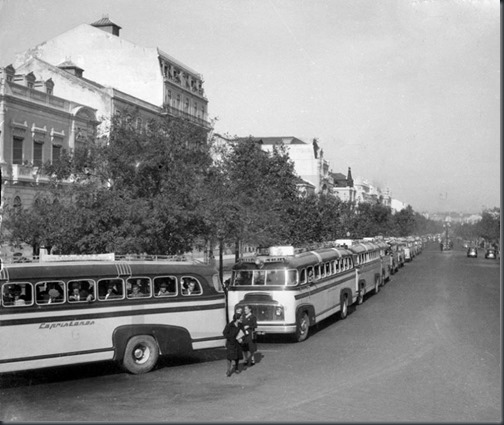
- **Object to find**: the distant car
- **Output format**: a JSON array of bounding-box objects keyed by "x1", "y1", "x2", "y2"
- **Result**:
[
  {"x1": 484, "y1": 248, "x2": 497, "y2": 259},
  {"x1": 467, "y1": 247, "x2": 478, "y2": 258}
]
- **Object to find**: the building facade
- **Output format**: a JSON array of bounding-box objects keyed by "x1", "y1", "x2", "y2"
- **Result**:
[
  {"x1": 0, "y1": 64, "x2": 99, "y2": 208},
  {"x1": 2, "y1": 16, "x2": 212, "y2": 210},
  {"x1": 15, "y1": 17, "x2": 209, "y2": 130}
]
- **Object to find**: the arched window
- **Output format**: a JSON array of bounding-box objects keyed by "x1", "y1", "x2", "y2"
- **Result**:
[{"x1": 13, "y1": 196, "x2": 22, "y2": 209}]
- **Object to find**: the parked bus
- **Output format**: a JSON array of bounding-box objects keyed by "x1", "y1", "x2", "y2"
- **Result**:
[
  {"x1": 0, "y1": 256, "x2": 226, "y2": 374},
  {"x1": 227, "y1": 245, "x2": 357, "y2": 342},
  {"x1": 339, "y1": 240, "x2": 383, "y2": 303}
]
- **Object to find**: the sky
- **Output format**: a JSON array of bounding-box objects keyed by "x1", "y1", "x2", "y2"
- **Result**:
[{"x1": 0, "y1": 0, "x2": 500, "y2": 214}]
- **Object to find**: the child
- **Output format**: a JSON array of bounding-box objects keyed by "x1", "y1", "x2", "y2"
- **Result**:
[{"x1": 222, "y1": 313, "x2": 244, "y2": 377}]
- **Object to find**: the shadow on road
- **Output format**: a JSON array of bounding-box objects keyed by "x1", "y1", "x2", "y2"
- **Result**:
[{"x1": 0, "y1": 347, "x2": 228, "y2": 389}]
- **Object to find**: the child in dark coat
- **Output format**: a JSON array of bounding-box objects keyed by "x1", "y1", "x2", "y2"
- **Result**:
[{"x1": 223, "y1": 313, "x2": 244, "y2": 376}]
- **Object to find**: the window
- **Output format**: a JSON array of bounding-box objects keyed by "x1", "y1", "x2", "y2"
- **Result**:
[
  {"x1": 68, "y1": 280, "x2": 95, "y2": 303},
  {"x1": 98, "y1": 278, "x2": 124, "y2": 301},
  {"x1": 126, "y1": 277, "x2": 151, "y2": 299},
  {"x1": 13, "y1": 196, "x2": 22, "y2": 209},
  {"x1": 33, "y1": 141, "x2": 43, "y2": 167},
  {"x1": 154, "y1": 276, "x2": 177, "y2": 297},
  {"x1": 299, "y1": 268, "x2": 306, "y2": 284},
  {"x1": 2, "y1": 282, "x2": 33, "y2": 307},
  {"x1": 181, "y1": 276, "x2": 202, "y2": 295},
  {"x1": 306, "y1": 266, "x2": 314, "y2": 283},
  {"x1": 325, "y1": 262, "x2": 331, "y2": 276},
  {"x1": 36, "y1": 281, "x2": 65, "y2": 305},
  {"x1": 52, "y1": 145, "x2": 61, "y2": 164},
  {"x1": 13, "y1": 137, "x2": 23, "y2": 164}
]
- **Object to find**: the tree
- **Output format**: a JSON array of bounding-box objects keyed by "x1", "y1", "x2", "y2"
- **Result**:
[
  {"x1": 477, "y1": 208, "x2": 500, "y2": 242},
  {"x1": 219, "y1": 138, "x2": 299, "y2": 252},
  {"x1": 2, "y1": 111, "x2": 215, "y2": 255}
]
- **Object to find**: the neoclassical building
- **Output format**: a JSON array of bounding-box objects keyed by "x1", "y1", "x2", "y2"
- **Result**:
[
  {"x1": 2, "y1": 16, "x2": 212, "y2": 210},
  {"x1": 0, "y1": 64, "x2": 99, "y2": 208},
  {"x1": 15, "y1": 17, "x2": 209, "y2": 132}
]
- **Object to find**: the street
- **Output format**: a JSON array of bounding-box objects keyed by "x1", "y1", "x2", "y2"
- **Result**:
[{"x1": 0, "y1": 244, "x2": 501, "y2": 422}]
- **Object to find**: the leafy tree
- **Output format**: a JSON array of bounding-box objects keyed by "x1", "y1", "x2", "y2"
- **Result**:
[
  {"x1": 476, "y1": 208, "x2": 500, "y2": 242},
  {"x1": 219, "y1": 138, "x2": 298, "y2": 251}
]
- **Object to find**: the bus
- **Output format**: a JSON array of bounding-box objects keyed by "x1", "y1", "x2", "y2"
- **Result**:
[
  {"x1": 0, "y1": 257, "x2": 226, "y2": 374},
  {"x1": 341, "y1": 240, "x2": 383, "y2": 303},
  {"x1": 227, "y1": 244, "x2": 357, "y2": 342}
]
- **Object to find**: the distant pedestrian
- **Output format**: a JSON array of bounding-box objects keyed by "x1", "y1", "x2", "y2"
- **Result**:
[
  {"x1": 223, "y1": 313, "x2": 244, "y2": 377},
  {"x1": 241, "y1": 305, "x2": 258, "y2": 367}
]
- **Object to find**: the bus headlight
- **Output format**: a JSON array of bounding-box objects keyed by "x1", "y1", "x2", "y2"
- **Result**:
[{"x1": 275, "y1": 306, "x2": 284, "y2": 317}]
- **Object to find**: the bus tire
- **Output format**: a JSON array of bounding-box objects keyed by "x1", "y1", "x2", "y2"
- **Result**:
[
  {"x1": 295, "y1": 312, "x2": 310, "y2": 342},
  {"x1": 357, "y1": 285, "x2": 365, "y2": 305},
  {"x1": 122, "y1": 335, "x2": 159, "y2": 374},
  {"x1": 340, "y1": 295, "x2": 348, "y2": 320}
]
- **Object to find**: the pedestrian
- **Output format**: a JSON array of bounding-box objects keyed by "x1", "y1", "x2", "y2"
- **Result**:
[
  {"x1": 222, "y1": 313, "x2": 244, "y2": 377},
  {"x1": 241, "y1": 305, "x2": 258, "y2": 367}
]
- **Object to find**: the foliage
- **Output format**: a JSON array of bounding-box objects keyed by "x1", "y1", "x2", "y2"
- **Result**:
[{"x1": 1, "y1": 113, "x2": 446, "y2": 256}]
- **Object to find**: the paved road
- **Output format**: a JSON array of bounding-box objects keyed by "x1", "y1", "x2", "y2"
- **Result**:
[{"x1": 0, "y1": 245, "x2": 500, "y2": 422}]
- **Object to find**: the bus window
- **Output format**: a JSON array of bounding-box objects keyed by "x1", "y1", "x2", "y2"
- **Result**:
[
  {"x1": 36, "y1": 281, "x2": 64, "y2": 305},
  {"x1": 266, "y1": 270, "x2": 283, "y2": 285},
  {"x1": 286, "y1": 270, "x2": 298, "y2": 286},
  {"x1": 234, "y1": 271, "x2": 252, "y2": 286},
  {"x1": 299, "y1": 268, "x2": 306, "y2": 284},
  {"x1": 127, "y1": 277, "x2": 151, "y2": 299},
  {"x1": 325, "y1": 262, "x2": 331, "y2": 276},
  {"x1": 307, "y1": 267, "x2": 314, "y2": 283},
  {"x1": 68, "y1": 280, "x2": 95, "y2": 303},
  {"x1": 98, "y1": 279, "x2": 124, "y2": 301},
  {"x1": 253, "y1": 271, "x2": 266, "y2": 285},
  {"x1": 181, "y1": 277, "x2": 202, "y2": 295},
  {"x1": 154, "y1": 276, "x2": 177, "y2": 297},
  {"x1": 2, "y1": 282, "x2": 33, "y2": 307},
  {"x1": 314, "y1": 265, "x2": 320, "y2": 280}
]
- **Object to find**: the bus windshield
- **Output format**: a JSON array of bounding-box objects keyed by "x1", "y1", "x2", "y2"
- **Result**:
[{"x1": 231, "y1": 269, "x2": 298, "y2": 286}]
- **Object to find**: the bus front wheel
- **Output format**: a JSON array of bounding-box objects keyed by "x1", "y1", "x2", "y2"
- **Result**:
[
  {"x1": 295, "y1": 312, "x2": 310, "y2": 342},
  {"x1": 122, "y1": 335, "x2": 159, "y2": 374}
]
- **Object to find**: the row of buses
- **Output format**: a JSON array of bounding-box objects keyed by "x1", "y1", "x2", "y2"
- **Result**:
[{"x1": 0, "y1": 238, "x2": 420, "y2": 374}]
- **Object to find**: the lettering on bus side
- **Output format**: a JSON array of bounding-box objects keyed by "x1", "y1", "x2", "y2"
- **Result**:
[{"x1": 39, "y1": 320, "x2": 96, "y2": 329}]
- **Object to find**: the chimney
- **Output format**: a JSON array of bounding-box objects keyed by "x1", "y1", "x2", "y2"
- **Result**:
[
  {"x1": 58, "y1": 59, "x2": 84, "y2": 78},
  {"x1": 91, "y1": 15, "x2": 121, "y2": 36}
]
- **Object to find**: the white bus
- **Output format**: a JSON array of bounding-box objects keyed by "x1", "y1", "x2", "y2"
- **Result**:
[
  {"x1": 0, "y1": 257, "x2": 226, "y2": 374},
  {"x1": 342, "y1": 240, "x2": 384, "y2": 304},
  {"x1": 227, "y1": 245, "x2": 357, "y2": 342}
]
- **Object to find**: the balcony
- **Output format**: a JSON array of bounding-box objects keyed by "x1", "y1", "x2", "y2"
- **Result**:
[
  {"x1": 9, "y1": 164, "x2": 50, "y2": 184},
  {"x1": 162, "y1": 104, "x2": 211, "y2": 129}
]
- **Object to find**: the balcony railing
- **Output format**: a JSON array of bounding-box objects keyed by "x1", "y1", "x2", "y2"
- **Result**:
[
  {"x1": 9, "y1": 164, "x2": 50, "y2": 184},
  {"x1": 163, "y1": 104, "x2": 210, "y2": 128}
]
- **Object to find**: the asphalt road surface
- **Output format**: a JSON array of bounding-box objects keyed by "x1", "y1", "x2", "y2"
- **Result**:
[{"x1": 0, "y1": 244, "x2": 501, "y2": 422}]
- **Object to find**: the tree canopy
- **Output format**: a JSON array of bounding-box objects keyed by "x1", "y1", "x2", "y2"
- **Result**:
[{"x1": 2, "y1": 112, "x2": 448, "y2": 257}]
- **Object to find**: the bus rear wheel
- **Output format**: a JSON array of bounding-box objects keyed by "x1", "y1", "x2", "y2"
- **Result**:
[
  {"x1": 122, "y1": 335, "x2": 159, "y2": 374},
  {"x1": 340, "y1": 295, "x2": 348, "y2": 320},
  {"x1": 295, "y1": 312, "x2": 310, "y2": 342}
]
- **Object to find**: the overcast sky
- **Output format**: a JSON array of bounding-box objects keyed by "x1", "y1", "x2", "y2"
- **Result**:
[{"x1": 0, "y1": 0, "x2": 499, "y2": 213}]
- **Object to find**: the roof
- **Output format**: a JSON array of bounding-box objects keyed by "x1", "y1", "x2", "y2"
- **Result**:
[
  {"x1": 236, "y1": 136, "x2": 307, "y2": 145},
  {"x1": 58, "y1": 59, "x2": 84, "y2": 71},
  {"x1": 91, "y1": 17, "x2": 122, "y2": 29}
]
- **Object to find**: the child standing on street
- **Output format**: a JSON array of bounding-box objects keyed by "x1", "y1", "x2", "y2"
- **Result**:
[{"x1": 223, "y1": 313, "x2": 244, "y2": 377}]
